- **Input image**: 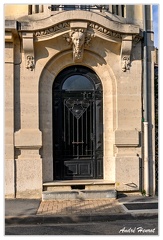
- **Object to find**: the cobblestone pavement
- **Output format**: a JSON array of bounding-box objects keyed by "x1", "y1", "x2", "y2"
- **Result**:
[{"x1": 37, "y1": 199, "x2": 125, "y2": 215}]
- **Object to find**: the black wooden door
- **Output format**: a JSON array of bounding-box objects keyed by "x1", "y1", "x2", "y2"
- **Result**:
[{"x1": 53, "y1": 66, "x2": 103, "y2": 180}]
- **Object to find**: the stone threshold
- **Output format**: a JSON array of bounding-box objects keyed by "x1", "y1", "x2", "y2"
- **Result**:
[{"x1": 43, "y1": 179, "x2": 115, "y2": 186}]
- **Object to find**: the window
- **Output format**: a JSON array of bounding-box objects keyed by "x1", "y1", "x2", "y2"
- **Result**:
[{"x1": 62, "y1": 75, "x2": 94, "y2": 91}]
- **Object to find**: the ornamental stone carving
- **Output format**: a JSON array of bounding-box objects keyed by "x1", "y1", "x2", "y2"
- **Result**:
[
  {"x1": 32, "y1": 20, "x2": 141, "y2": 68},
  {"x1": 22, "y1": 32, "x2": 35, "y2": 71},
  {"x1": 64, "y1": 28, "x2": 94, "y2": 62},
  {"x1": 121, "y1": 56, "x2": 130, "y2": 72},
  {"x1": 121, "y1": 35, "x2": 132, "y2": 72},
  {"x1": 88, "y1": 22, "x2": 122, "y2": 39},
  {"x1": 26, "y1": 55, "x2": 35, "y2": 71},
  {"x1": 70, "y1": 29, "x2": 85, "y2": 62},
  {"x1": 34, "y1": 22, "x2": 70, "y2": 39}
]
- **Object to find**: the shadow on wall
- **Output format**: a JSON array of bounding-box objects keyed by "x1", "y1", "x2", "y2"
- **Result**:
[{"x1": 34, "y1": 34, "x2": 121, "y2": 67}]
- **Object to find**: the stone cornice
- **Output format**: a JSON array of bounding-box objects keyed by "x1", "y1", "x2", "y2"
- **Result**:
[
  {"x1": 5, "y1": 20, "x2": 19, "y2": 42},
  {"x1": 6, "y1": 12, "x2": 140, "y2": 42},
  {"x1": 33, "y1": 20, "x2": 122, "y2": 42},
  {"x1": 32, "y1": 20, "x2": 142, "y2": 45},
  {"x1": 18, "y1": 10, "x2": 140, "y2": 35},
  {"x1": 5, "y1": 20, "x2": 18, "y2": 31}
]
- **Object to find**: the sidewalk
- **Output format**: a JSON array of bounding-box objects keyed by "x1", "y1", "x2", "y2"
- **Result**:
[{"x1": 5, "y1": 194, "x2": 158, "y2": 225}]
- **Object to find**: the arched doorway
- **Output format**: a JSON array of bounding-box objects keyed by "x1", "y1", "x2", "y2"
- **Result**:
[{"x1": 53, "y1": 66, "x2": 103, "y2": 180}]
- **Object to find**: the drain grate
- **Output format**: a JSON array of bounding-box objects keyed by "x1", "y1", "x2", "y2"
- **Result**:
[
  {"x1": 123, "y1": 202, "x2": 158, "y2": 210},
  {"x1": 71, "y1": 185, "x2": 85, "y2": 190}
]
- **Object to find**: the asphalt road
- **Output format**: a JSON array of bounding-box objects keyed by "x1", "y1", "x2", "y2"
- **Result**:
[{"x1": 5, "y1": 218, "x2": 158, "y2": 235}]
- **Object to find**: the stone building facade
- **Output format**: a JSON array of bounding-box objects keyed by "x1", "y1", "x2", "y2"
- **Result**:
[{"x1": 5, "y1": 5, "x2": 156, "y2": 199}]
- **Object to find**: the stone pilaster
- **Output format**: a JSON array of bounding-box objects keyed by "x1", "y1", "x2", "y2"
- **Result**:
[
  {"x1": 5, "y1": 34, "x2": 15, "y2": 198},
  {"x1": 14, "y1": 31, "x2": 42, "y2": 198}
]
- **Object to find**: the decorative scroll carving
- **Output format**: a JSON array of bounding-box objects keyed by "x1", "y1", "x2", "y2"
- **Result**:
[
  {"x1": 22, "y1": 33, "x2": 35, "y2": 71},
  {"x1": 85, "y1": 32, "x2": 95, "y2": 46},
  {"x1": 132, "y1": 33, "x2": 143, "y2": 48},
  {"x1": 121, "y1": 36, "x2": 132, "y2": 72},
  {"x1": 26, "y1": 55, "x2": 35, "y2": 71},
  {"x1": 122, "y1": 56, "x2": 130, "y2": 72}
]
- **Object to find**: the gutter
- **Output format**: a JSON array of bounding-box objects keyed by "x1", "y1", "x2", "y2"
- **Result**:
[{"x1": 143, "y1": 5, "x2": 149, "y2": 196}]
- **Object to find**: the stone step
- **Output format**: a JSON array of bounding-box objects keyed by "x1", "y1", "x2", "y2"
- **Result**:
[
  {"x1": 43, "y1": 180, "x2": 115, "y2": 192},
  {"x1": 42, "y1": 180, "x2": 116, "y2": 200},
  {"x1": 42, "y1": 189, "x2": 117, "y2": 201}
]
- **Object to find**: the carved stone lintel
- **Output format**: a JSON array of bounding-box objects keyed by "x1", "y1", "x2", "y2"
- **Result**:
[
  {"x1": 121, "y1": 35, "x2": 132, "y2": 72},
  {"x1": 22, "y1": 32, "x2": 35, "y2": 70}
]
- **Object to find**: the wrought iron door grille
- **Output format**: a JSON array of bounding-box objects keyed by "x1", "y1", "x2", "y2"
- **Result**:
[
  {"x1": 63, "y1": 92, "x2": 94, "y2": 159},
  {"x1": 53, "y1": 66, "x2": 103, "y2": 180}
]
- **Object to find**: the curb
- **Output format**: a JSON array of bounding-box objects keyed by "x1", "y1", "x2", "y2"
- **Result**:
[{"x1": 5, "y1": 212, "x2": 158, "y2": 225}]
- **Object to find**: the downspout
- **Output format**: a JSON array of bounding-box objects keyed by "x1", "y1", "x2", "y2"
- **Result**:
[{"x1": 143, "y1": 5, "x2": 149, "y2": 196}]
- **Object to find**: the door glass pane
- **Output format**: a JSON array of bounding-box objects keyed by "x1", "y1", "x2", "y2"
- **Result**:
[{"x1": 62, "y1": 75, "x2": 94, "y2": 91}]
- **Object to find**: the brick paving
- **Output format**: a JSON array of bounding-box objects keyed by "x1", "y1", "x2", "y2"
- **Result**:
[{"x1": 37, "y1": 199, "x2": 125, "y2": 215}]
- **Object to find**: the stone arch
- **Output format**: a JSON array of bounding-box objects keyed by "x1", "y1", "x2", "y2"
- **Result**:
[{"x1": 39, "y1": 49, "x2": 117, "y2": 182}]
